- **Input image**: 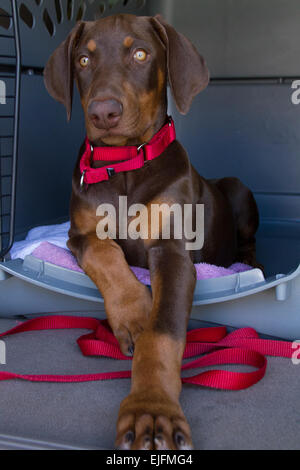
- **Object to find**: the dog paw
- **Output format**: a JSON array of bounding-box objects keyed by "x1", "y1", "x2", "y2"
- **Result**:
[{"x1": 115, "y1": 394, "x2": 193, "y2": 450}]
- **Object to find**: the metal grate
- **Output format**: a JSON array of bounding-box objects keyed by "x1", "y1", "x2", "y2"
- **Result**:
[
  {"x1": 15, "y1": 0, "x2": 147, "y2": 69},
  {"x1": 0, "y1": 0, "x2": 21, "y2": 259}
]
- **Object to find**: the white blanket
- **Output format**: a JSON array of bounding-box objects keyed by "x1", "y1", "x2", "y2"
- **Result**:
[{"x1": 10, "y1": 222, "x2": 70, "y2": 260}]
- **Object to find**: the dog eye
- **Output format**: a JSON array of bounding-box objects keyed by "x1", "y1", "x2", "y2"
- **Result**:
[
  {"x1": 133, "y1": 49, "x2": 148, "y2": 62},
  {"x1": 79, "y1": 56, "x2": 89, "y2": 68}
]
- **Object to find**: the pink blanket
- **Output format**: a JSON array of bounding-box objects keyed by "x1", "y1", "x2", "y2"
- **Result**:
[{"x1": 32, "y1": 241, "x2": 251, "y2": 285}]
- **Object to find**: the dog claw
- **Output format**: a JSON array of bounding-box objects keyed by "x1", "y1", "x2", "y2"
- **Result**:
[
  {"x1": 128, "y1": 345, "x2": 134, "y2": 356},
  {"x1": 125, "y1": 430, "x2": 135, "y2": 444},
  {"x1": 174, "y1": 430, "x2": 193, "y2": 450},
  {"x1": 174, "y1": 431, "x2": 186, "y2": 447},
  {"x1": 116, "y1": 430, "x2": 135, "y2": 450}
]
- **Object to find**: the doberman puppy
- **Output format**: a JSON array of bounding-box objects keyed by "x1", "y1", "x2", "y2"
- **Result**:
[{"x1": 44, "y1": 14, "x2": 261, "y2": 450}]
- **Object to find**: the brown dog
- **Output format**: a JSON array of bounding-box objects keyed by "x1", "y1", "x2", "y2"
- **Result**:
[{"x1": 44, "y1": 14, "x2": 261, "y2": 450}]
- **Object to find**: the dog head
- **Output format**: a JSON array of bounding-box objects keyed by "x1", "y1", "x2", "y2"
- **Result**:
[{"x1": 44, "y1": 14, "x2": 209, "y2": 146}]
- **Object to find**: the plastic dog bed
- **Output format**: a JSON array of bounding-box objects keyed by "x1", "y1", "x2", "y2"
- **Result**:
[{"x1": 1, "y1": 218, "x2": 299, "y2": 339}]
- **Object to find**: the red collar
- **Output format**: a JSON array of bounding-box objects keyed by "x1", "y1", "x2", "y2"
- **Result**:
[{"x1": 79, "y1": 117, "x2": 176, "y2": 187}]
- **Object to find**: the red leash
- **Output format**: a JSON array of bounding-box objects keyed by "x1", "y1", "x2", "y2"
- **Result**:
[{"x1": 0, "y1": 315, "x2": 294, "y2": 390}]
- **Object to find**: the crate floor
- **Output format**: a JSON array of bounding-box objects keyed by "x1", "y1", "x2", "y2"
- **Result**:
[{"x1": 0, "y1": 318, "x2": 299, "y2": 450}]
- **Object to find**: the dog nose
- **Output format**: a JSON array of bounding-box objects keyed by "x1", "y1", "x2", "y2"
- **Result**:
[{"x1": 88, "y1": 99, "x2": 123, "y2": 129}]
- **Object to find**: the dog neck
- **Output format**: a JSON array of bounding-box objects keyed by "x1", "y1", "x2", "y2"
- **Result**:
[{"x1": 79, "y1": 116, "x2": 176, "y2": 187}]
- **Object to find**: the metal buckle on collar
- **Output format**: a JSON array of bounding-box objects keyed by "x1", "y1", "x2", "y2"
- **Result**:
[
  {"x1": 137, "y1": 142, "x2": 147, "y2": 161},
  {"x1": 107, "y1": 168, "x2": 116, "y2": 178},
  {"x1": 80, "y1": 143, "x2": 93, "y2": 190},
  {"x1": 80, "y1": 170, "x2": 86, "y2": 190}
]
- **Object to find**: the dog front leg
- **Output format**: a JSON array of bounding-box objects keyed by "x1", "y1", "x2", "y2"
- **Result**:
[
  {"x1": 116, "y1": 242, "x2": 196, "y2": 450},
  {"x1": 68, "y1": 234, "x2": 152, "y2": 356}
]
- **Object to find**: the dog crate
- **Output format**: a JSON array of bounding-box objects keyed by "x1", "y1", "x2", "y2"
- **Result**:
[
  {"x1": 0, "y1": 0, "x2": 20, "y2": 262},
  {"x1": 0, "y1": 0, "x2": 299, "y2": 341}
]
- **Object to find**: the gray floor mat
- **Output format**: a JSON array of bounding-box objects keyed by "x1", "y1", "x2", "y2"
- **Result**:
[{"x1": 0, "y1": 318, "x2": 299, "y2": 450}]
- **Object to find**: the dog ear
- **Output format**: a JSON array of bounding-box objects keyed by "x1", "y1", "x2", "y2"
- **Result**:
[
  {"x1": 151, "y1": 15, "x2": 209, "y2": 115},
  {"x1": 43, "y1": 21, "x2": 85, "y2": 121}
]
